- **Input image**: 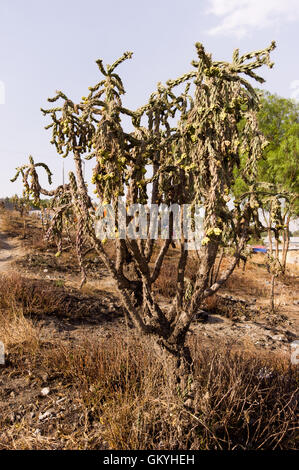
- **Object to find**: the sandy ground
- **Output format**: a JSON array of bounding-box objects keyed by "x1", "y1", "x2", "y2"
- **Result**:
[
  {"x1": 0, "y1": 233, "x2": 26, "y2": 272},
  {"x1": 0, "y1": 221, "x2": 298, "y2": 355},
  {"x1": 0, "y1": 219, "x2": 298, "y2": 450}
]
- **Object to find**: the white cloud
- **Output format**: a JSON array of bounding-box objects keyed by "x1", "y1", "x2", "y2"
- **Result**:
[{"x1": 207, "y1": 0, "x2": 299, "y2": 37}]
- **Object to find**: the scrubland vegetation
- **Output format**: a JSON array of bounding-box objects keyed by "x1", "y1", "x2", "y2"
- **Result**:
[
  {"x1": 0, "y1": 209, "x2": 298, "y2": 450},
  {"x1": 1, "y1": 40, "x2": 298, "y2": 450}
]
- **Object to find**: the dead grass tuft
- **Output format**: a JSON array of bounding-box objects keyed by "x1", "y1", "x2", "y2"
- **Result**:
[
  {"x1": 0, "y1": 324, "x2": 297, "y2": 450},
  {"x1": 0, "y1": 210, "x2": 25, "y2": 237},
  {"x1": 0, "y1": 273, "x2": 66, "y2": 317},
  {"x1": 3, "y1": 333, "x2": 296, "y2": 450}
]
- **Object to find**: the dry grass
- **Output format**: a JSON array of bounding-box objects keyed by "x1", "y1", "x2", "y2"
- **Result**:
[
  {"x1": 29, "y1": 233, "x2": 48, "y2": 252},
  {"x1": 153, "y1": 253, "x2": 199, "y2": 298},
  {"x1": 225, "y1": 266, "x2": 270, "y2": 298},
  {"x1": 0, "y1": 272, "x2": 120, "y2": 323},
  {"x1": 0, "y1": 209, "x2": 26, "y2": 237},
  {"x1": 288, "y1": 263, "x2": 299, "y2": 274},
  {"x1": 202, "y1": 295, "x2": 218, "y2": 311},
  {"x1": 153, "y1": 250, "x2": 298, "y2": 313},
  {"x1": 1, "y1": 331, "x2": 297, "y2": 450},
  {"x1": 0, "y1": 273, "x2": 66, "y2": 318},
  {"x1": 0, "y1": 269, "x2": 297, "y2": 449},
  {"x1": 0, "y1": 208, "x2": 49, "y2": 248},
  {"x1": 152, "y1": 250, "x2": 270, "y2": 301},
  {"x1": 45, "y1": 337, "x2": 299, "y2": 450},
  {"x1": 0, "y1": 211, "x2": 298, "y2": 450},
  {"x1": 0, "y1": 309, "x2": 40, "y2": 351}
]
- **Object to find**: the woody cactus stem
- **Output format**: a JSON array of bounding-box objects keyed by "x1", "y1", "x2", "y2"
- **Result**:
[{"x1": 13, "y1": 41, "x2": 276, "y2": 399}]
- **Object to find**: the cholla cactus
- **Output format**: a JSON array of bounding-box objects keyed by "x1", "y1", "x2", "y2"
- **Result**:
[
  {"x1": 256, "y1": 182, "x2": 297, "y2": 272},
  {"x1": 266, "y1": 253, "x2": 283, "y2": 312},
  {"x1": 12, "y1": 41, "x2": 276, "y2": 396},
  {"x1": 11, "y1": 155, "x2": 53, "y2": 205},
  {"x1": 11, "y1": 155, "x2": 74, "y2": 256}
]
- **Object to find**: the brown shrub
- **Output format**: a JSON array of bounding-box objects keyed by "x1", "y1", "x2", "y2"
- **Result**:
[
  {"x1": 0, "y1": 272, "x2": 122, "y2": 324},
  {"x1": 0, "y1": 210, "x2": 24, "y2": 237},
  {"x1": 153, "y1": 253, "x2": 199, "y2": 299},
  {"x1": 7, "y1": 333, "x2": 294, "y2": 450},
  {"x1": 202, "y1": 294, "x2": 218, "y2": 311},
  {"x1": 0, "y1": 273, "x2": 65, "y2": 317}
]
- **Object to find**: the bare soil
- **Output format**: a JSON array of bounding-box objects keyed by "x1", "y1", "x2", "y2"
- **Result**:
[{"x1": 0, "y1": 213, "x2": 298, "y2": 449}]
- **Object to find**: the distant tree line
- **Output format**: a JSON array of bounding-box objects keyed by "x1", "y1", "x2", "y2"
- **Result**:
[{"x1": 0, "y1": 195, "x2": 51, "y2": 210}]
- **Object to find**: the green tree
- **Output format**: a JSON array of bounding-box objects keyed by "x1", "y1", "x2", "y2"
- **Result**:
[
  {"x1": 234, "y1": 92, "x2": 299, "y2": 310},
  {"x1": 234, "y1": 92, "x2": 299, "y2": 264},
  {"x1": 258, "y1": 92, "x2": 299, "y2": 272}
]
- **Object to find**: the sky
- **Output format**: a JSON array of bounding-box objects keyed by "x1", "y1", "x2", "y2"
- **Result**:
[{"x1": 0, "y1": 0, "x2": 299, "y2": 197}]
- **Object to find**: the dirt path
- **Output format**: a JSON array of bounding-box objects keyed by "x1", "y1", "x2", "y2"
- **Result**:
[{"x1": 0, "y1": 232, "x2": 26, "y2": 272}]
